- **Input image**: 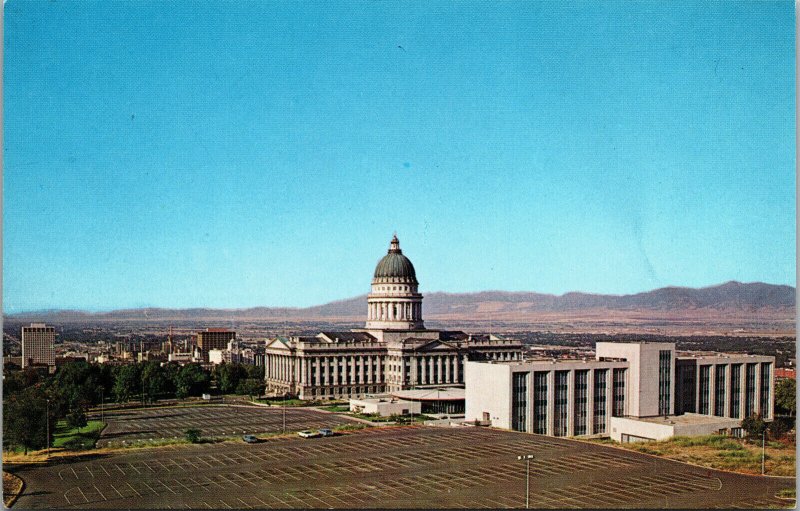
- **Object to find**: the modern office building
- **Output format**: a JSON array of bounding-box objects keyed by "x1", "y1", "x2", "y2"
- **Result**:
[
  {"x1": 264, "y1": 235, "x2": 524, "y2": 399},
  {"x1": 465, "y1": 341, "x2": 774, "y2": 441},
  {"x1": 196, "y1": 328, "x2": 236, "y2": 359},
  {"x1": 21, "y1": 323, "x2": 56, "y2": 370}
]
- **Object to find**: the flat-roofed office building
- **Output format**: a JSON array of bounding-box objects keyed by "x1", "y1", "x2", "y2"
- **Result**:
[
  {"x1": 465, "y1": 341, "x2": 774, "y2": 441},
  {"x1": 21, "y1": 323, "x2": 56, "y2": 369},
  {"x1": 197, "y1": 328, "x2": 236, "y2": 358}
]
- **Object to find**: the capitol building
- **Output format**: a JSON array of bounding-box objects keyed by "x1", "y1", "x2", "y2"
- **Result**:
[{"x1": 264, "y1": 235, "x2": 523, "y2": 400}]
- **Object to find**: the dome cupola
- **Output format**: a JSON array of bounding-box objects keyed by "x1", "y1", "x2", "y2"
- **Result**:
[
  {"x1": 365, "y1": 234, "x2": 424, "y2": 330},
  {"x1": 373, "y1": 234, "x2": 418, "y2": 283}
]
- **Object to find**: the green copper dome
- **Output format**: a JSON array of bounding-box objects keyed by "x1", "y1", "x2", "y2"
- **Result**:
[{"x1": 373, "y1": 235, "x2": 418, "y2": 283}]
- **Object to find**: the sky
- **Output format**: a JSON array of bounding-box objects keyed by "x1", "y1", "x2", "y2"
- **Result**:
[{"x1": 3, "y1": 1, "x2": 796, "y2": 313}]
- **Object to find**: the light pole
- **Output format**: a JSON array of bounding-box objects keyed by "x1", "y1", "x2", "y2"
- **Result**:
[
  {"x1": 282, "y1": 392, "x2": 286, "y2": 434},
  {"x1": 517, "y1": 454, "x2": 534, "y2": 509},
  {"x1": 100, "y1": 388, "x2": 104, "y2": 424},
  {"x1": 761, "y1": 429, "x2": 766, "y2": 475},
  {"x1": 46, "y1": 399, "x2": 50, "y2": 458}
]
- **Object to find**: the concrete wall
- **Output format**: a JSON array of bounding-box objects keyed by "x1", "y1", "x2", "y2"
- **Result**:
[
  {"x1": 349, "y1": 398, "x2": 420, "y2": 416},
  {"x1": 609, "y1": 417, "x2": 674, "y2": 442},
  {"x1": 596, "y1": 342, "x2": 675, "y2": 417},
  {"x1": 464, "y1": 362, "x2": 512, "y2": 428}
]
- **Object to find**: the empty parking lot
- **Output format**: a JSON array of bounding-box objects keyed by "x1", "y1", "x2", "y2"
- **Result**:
[
  {"x1": 96, "y1": 405, "x2": 356, "y2": 446},
  {"x1": 12, "y1": 426, "x2": 794, "y2": 509}
]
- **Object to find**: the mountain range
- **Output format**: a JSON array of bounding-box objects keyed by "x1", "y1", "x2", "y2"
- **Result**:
[{"x1": 6, "y1": 281, "x2": 795, "y2": 323}]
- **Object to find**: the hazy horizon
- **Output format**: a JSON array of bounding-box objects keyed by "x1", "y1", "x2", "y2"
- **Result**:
[
  {"x1": 3, "y1": 279, "x2": 795, "y2": 315},
  {"x1": 4, "y1": 1, "x2": 795, "y2": 313}
]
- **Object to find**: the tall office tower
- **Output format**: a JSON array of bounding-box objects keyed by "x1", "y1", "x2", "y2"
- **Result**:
[
  {"x1": 197, "y1": 328, "x2": 236, "y2": 356},
  {"x1": 21, "y1": 323, "x2": 56, "y2": 369}
]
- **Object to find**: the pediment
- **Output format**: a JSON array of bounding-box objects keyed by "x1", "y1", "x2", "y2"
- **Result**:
[
  {"x1": 412, "y1": 340, "x2": 460, "y2": 352},
  {"x1": 265, "y1": 338, "x2": 292, "y2": 350}
]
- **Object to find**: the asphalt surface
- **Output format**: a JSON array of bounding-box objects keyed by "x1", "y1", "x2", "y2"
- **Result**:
[
  {"x1": 11, "y1": 425, "x2": 794, "y2": 509},
  {"x1": 95, "y1": 404, "x2": 355, "y2": 447}
]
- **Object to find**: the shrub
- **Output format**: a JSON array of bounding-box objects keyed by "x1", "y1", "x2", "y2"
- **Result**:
[{"x1": 184, "y1": 428, "x2": 201, "y2": 443}]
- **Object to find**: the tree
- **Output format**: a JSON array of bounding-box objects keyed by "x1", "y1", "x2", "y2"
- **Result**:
[
  {"x1": 176, "y1": 364, "x2": 211, "y2": 398},
  {"x1": 184, "y1": 428, "x2": 201, "y2": 443},
  {"x1": 215, "y1": 363, "x2": 247, "y2": 394},
  {"x1": 236, "y1": 379, "x2": 265, "y2": 399},
  {"x1": 66, "y1": 407, "x2": 88, "y2": 429},
  {"x1": 775, "y1": 379, "x2": 796, "y2": 417},
  {"x1": 741, "y1": 414, "x2": 767, "y2": 440},
  {"x1": 141, "y1": 362, "x2": 168, "y2": 404},
  {"x1": 3, "y1": 385, "x2": 54, "y2": 454},
  {"x1": 113, "y1": 364, "x2": 142, "y2": 403}
]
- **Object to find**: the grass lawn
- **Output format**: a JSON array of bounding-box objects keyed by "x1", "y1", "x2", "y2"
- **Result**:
[
  {"x1": 320, "y1": 405, "x2": 350, "y2": 412},
  {"x1": 52, "y1": 420, "x2": 106, "y2": 450},
  {"x1": 591, "y1": 435, "x2": 796, "y2": 477}
]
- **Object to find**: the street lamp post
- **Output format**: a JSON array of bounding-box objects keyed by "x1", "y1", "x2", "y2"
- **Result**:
[
  {"x1": 761, "y1": 429, "x2": 766, "y2": 475},
  {"x1": 100, "y1": 388, "x2": 104, "y2": 424},
  {"x1": 283, "y1": 392, "x2": 286, "y2": 434},
  {"x1": 517, "y1": 454, "x2": 534, "y2": 509}
]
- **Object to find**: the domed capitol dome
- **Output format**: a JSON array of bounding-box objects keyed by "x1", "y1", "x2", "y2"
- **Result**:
[
  {"x1": 365, "y1": 235, "x2": 424, "y2": 330},
  {"x1": 373, "y1": 235, "x2": 418, "y2": 283}
]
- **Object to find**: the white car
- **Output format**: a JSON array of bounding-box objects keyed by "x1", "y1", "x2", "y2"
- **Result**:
[{"x1": 298, "y1": 430, "x2": 320, "y2": 438}]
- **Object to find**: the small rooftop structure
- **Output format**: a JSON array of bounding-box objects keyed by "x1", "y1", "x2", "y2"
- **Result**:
[{"x1": 390, "y1": 388, "x2": 465, "y2": 402}]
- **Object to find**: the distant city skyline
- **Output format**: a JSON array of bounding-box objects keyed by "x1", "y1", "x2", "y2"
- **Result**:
[{"x1": 3, "y1": 1, "x2": 795, "y2": 313}]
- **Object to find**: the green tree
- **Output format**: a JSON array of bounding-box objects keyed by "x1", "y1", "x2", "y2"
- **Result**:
[
  {"x1": 246, "y1": 364, "x2": 265, "y2": 380},
  {"x1": 236, "y1": 378, "x2": 265, "y2": 399},
  {"x1": 184, "y1": 428, "x2": 201, "y2": 443},
  {"x1": 775, "y1": 378, "x2": 796, "y2": 417},
  {"x1": 3, "y1": 385, "x2": 54, "y2": 454},
  {"x1": 141, "y1": 362, "x2": 168, "y2": 404},
  {"x1": 216, "y1": 363, "x2": 247, "y2": 394},
  {"x1": 741, "y1": 414, "x2": 767, "y2": 440},
  {"x1": 66, "y1": 407, "x2": 88, "y2": 429},
  {"x1": 113, "y1": 364, "x2": 142, "y2": 403},
  {"x1": 176, "y1": 364, "x2": 211, "y2": 398}
]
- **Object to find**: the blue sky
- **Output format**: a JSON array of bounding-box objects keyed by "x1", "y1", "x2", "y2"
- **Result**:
[{"x1": 3, "y1": 1, "x2": 795, "y2": 312}]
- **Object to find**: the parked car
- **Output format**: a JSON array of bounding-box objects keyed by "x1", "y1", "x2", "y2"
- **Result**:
[
  {"x1": 298, "y1": 430, "x2": 321, "y2": 438},
  {"x1": 318, "y1": 428, "x2": 334, "y2": 437},
  {"x1": 242, "y1": 435, "x2": 259, "y2": 443}
]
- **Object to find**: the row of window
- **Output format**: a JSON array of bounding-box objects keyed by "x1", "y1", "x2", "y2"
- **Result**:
[
  {"x1": 695, "y1": 362, "x2": 772, "y2": 419},
  {"x1": 513, "y1": 368, "x2": 626, "y2": 436}
]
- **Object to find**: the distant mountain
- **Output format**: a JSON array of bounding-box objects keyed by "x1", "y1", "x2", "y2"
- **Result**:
[{"x1": 5, "y1": 281, "x2": 794, "y2": 323}]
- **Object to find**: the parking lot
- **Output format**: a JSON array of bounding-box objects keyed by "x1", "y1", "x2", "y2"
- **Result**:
[
  {"x1": 96, "y1": 404, "x2": 355, "y2": 446},
  {"x1": 12, "y1": 426, "x2": 794, "y2": 509}
]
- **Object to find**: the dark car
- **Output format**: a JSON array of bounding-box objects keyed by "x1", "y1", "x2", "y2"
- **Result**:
[{"x1": 242, "y1": 435, "x2": 259, "y2": 443}]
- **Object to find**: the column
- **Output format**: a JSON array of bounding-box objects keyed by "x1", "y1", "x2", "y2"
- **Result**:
[
  {"x1": 755, "y1": 363, "x2": 763, "y2": 416},
  {"x1": 547, "y1": 370, "x2": 555, "y2": 437},
  {"x1": 710, "y1": 363, "x2": 718, "y2": 416},
  {"x1": 376, "y1": 355, "x2": 382, "y2": 384},
  {"x1": 367, "y1": 355, "x2": 373, "y2": 384},
  {"x1": 739, "y1": 365, "x2": 747, "y2": 419},
  {"x1": 359, "y1": 356, "x2": 365, "y2": 384},
  {"x1": 725, "y1": 364, "x2": 732, "y2": 418},
  {"x1": 586, "y1": 369, "x2": 595, "y2": 435},
  {"x1": 437, "y1": 357, "x2": 443, "y2": 384},
  {"x1": 453, "y1": 355, "x2": 460, "y2": 384},
  {"x1": 444, "y1": 355, "x2": 451, "y2": 383},
  {"x1": 315, "y1": 357, "x2": 321, "y2": 386},
  {"x1": 333, "y1": 355, "x2": 339, "y2": 394},
  {"x1": 421, "y1": 356, "x2": 427, "y2": 384},
  {"x1": 350, "y1": 355, "x2": 357, "y2": 384},
  {"x1": 566, "y1": 370, "x2": 575, "y2": 437}
]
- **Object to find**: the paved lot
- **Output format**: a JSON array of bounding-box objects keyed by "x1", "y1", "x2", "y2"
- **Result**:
[
  {"x1": 95, "y1": 405, "x2": 354, "y2": 446},
  {"x1": 12, "y1": 426, "x2": 794, "y2": 509}
]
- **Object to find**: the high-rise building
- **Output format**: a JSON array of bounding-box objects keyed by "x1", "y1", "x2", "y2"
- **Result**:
[
  {"x1": 21, "y1": 323, "x2": 55, "y2": 369},
  {"x1": 197, "y1": 328, "x2": 236, "y2": 357}
]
